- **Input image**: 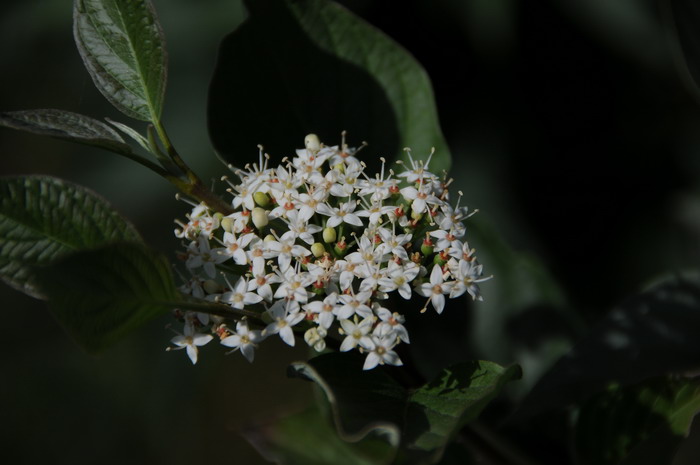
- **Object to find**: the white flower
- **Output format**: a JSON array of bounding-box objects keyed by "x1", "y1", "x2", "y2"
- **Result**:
[
  {"x1": 339, "y1": 317, "x2": 375, "y2": 352},
  {"x1": 363, "y1": 334, "x2": 403, "y2": 370},
  {"x1": 263, "y1": 300, "x2": 305, "y2": 346},
  {"x1": 317, "y1": 200, "x2": 364, "y2": 228},
  {"x1": 221, "y1": 276, "x2": 263, "y2": 309},
  {"x1": 216, "y1": 231, "x2": 256, "y2": 265},
  {"x1": 378, "y1": 261, "x2": 420, "y2": 299},
  {"x1": 303, "y1": 293, "x2": 339, "y2": 329},
  {"x1": 267, "y1": 230, "x2": 311, "y2": 271},
  {"x1": 169, "y1": 322, "x2": 213, "y2": 364},
  {"x1": 221, "y1": 320, "x2": 262, "y2": 362},
  {"x1": 415, "y1": 264, "x2": 454, "y2": 314},
  {"x1": 337, "y1": 291, "x2": 373, "y2": 319}
]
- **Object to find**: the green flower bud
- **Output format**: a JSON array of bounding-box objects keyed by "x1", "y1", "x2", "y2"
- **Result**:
[
  {"x1": 264, "y1": 234, "x2": 275, "y2": 242},
  {"x1": 203, "y1": 279, "x2": 222, "y2": 294},
  {"x1": 410, "y1": 209, "x2": 423, "y2": 221},
  {"x1": 322, "y1": 227, "x2": 337, "y2": 244},
  {"x1": 334, "y1": 239, "x2": 347, "y2": 257},
  {"x1": 253, "y1": 191, "x2": 270, "y2": 208},
  {"x1": 420, "y1": 241, "x2": 434, "y2": 256},
  {"x1": 311, "y1": 242, "x2": 326, "y2": 258},
  {"x1": 433, "y1": 252, "x2": 448, "y2": 266},
  {"x1": 251, "y1": 207, "x2": 269, "y2": 229},
  {"x1": 221, "y1": 217, "x2": 235, "y2": 233}
]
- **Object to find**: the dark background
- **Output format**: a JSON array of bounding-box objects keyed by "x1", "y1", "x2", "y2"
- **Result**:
[{"x1": 1, "y1": 0, "x2": 699, "y2": 463}]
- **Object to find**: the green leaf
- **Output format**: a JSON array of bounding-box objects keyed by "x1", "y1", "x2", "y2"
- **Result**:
[
  {"x1": 289, "y1": 353, "x2": 520, "y2": 464},
  {"x1": 575, "y1": 376, "x2": 700, "y2": 465},
  {"x1": 73, "y1": 0, "x2": 167, "y2": 122},
  {"x1": 403, "y1": 361, "x2": 521, "y2": 461},
  {"x1": 517, "y1": 273, "x2": 700, "y2": 418},
  {"x1": 0, "y1": 176, "x2": 141, "y2": 299},
  {"x1": 0, "y1": 109, "x2": 133, "y2": 155},
  {"x1": 32, "y1": 242, "x2": 179, "y2": 352},
  {"x1": 244, "y1": 406, "x2": 396, "y2": 465},
  {"x1": 208, "y1": 0, "x2": 450, "y2": 173}
]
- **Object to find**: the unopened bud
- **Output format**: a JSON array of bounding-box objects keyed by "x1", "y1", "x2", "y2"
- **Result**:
[
  {"x1": 410, "y1": 209, "x2": 423, "y2": 221},
  {"x1": 334, "y1": 238, "x2": 347, "y2": 257},
  {"x1": 305, "y1": 134, "x2": 321, "y2": 153},
  {"x1": 253, "y1": 192, "x2": 270, "y2": 208},
  {"x1": 421, "y1": 237, "x2": 434, "y2": 256},
  {"x1": 221, "y1": 217, "x2": 235, "y2": 233},
  {"x1": 264, "y1": 234, "x2": 275, "y2": 242},
  {"x1": 433, "y1": 252, "x2": 448, "y2": 266},
  {"x1": 203, "y1": 279, "x2": 222, "y2": 294},
  {"x1": 311, "y1": 242, "x2": 326, "y2": 258},
  {"x1": 322, "y1": 227, "x2": 337, "y2": 243},
  {"x1": 251, "y1": 207, "x2": 269, "y2": 229}
]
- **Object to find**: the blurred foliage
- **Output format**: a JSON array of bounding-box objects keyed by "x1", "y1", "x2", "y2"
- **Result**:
[{"x1": 2, "y1": 0, "x2": 700, "y2": 464}]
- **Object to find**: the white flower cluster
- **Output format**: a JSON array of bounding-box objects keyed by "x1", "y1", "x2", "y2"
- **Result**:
[{"x1": 168, "y1": 134, "x2": 490, "y2": 369}]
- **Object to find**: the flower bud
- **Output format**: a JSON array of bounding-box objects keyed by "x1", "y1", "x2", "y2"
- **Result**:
[
  {"x1": 322, "y1": 227, "x2": 337, "y2": 244},
  {"x1": 410, "y1": 209, "x2": 423, "y2": 221},
  {"x1": 421, "y1": 239, "x2": 434, "y2": 256},
  {"x1": 263, "y1": 234, "x2": 276, "y2": 242},
  {"x1": 305, "y1": 134, "x2": 321, "y2": 153},
  {"x1": 251, "y1": 207, "x2": 269, "y2": 229},
  {"x1": 203, "y1": 279, "x2": 222, "y2": 295},
  {"x1": 253, "y1": 192, "x2": 270, "y2": 208},
  {"x1": 334, "y1": 238, "x2": 347, "y2": 257},
  {"x1": 433, "y1": 251, "x2": 448, "y2": 266},
  {"x1": 311, "y1": 242, "x2": 326, "y2": 258},
  {"x1": 221, "y1": 217, "x2": 235, "y2": 233}
]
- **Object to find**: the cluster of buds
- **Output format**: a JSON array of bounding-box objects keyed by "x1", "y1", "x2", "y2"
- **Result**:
[{"x1": 168, "y1": 134, "x2": 490, "y2": 370}]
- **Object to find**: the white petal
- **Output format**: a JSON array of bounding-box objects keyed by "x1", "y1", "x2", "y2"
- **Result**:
[
  {"x1": 363, "y1": 352, "x2": 381, "y2": 370},
  {"x1": 186, "y1": 345, "x2": 199, "y2": 364},
  {"x1": 343, "y1": 214, "x2": 364, "y2": 227},
  {"x1": 279, "y1": 327, "x2": 296, "y2": 346}
]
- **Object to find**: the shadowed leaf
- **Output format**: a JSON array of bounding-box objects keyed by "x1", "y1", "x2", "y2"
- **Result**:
[
  {"x1": 33, "y1": 242, "x2": 179, "y2": 352},
  {"x1": 0, "y1": 109, "x2": 133, "y2": 155},
  {"x1": 575, "y1": 376, "x2": 700, "y2": 465},
  {"x1": 289, "y1": 353, "x2": 520, "y2": 464},
  {"x1": 208, "y1": 0, "x2": 449, "y2": 174},
  {"x1": 0, "y1": 176, "x2": 141, "y2": 299}
]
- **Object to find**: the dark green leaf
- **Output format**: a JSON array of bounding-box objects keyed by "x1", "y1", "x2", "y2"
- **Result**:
[
  {"x1": 73, "y1": 0, "x2": 167, "y2": 122},
  {"x1": 575, "y1": 377, "x2": 700, "y2": 465},
  {"x1": 244, "y1": 406, "x2": 396, "y2": 465},
  {"x1": 516, "y1": 274, "x2": 700, "y2": 418},
  {"x1": 208, "y1": 0, "x2": 450, "y2": 174},
  {"x1": 403, "y1": 361, "x2": 521, "y2": 462},
  {"x1": 0, "y1": 176, "x2": 141, "y2": 299},
  {"x1": 0, "y1": 109, "x2": 133, "y2": 155},
  {"x1": 33, "y1": 242, "x2": 179, "y2": 352},
  {"x1": 289, "y1": 353, "x2": 520, "y2": 464}
]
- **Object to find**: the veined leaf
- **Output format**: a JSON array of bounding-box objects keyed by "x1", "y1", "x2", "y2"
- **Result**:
[
  {"x1": 575, "y1": 376, "x2": 700, "y2": 465},
  {"x1": 0, "y1": 109, "x2": 133, "y2": 155},
  {"x1": 73, "y1": 0, "x2": 167, "y2": 122},
  {"x1": 0, "y1": 176, "x2": 141, "y2": 299},
  {"x1": 208, "y1": 0, "x2": 450, "y2": 173},
  {"x1": 289, "y1": 353, "x2": 520, "y2": 464},
  {"x1": 33, "y1": 242, "x2": 179, "y2": 352},
  {"x1": 244, "y1": 406, "x2": 397, "y2": 465}
]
